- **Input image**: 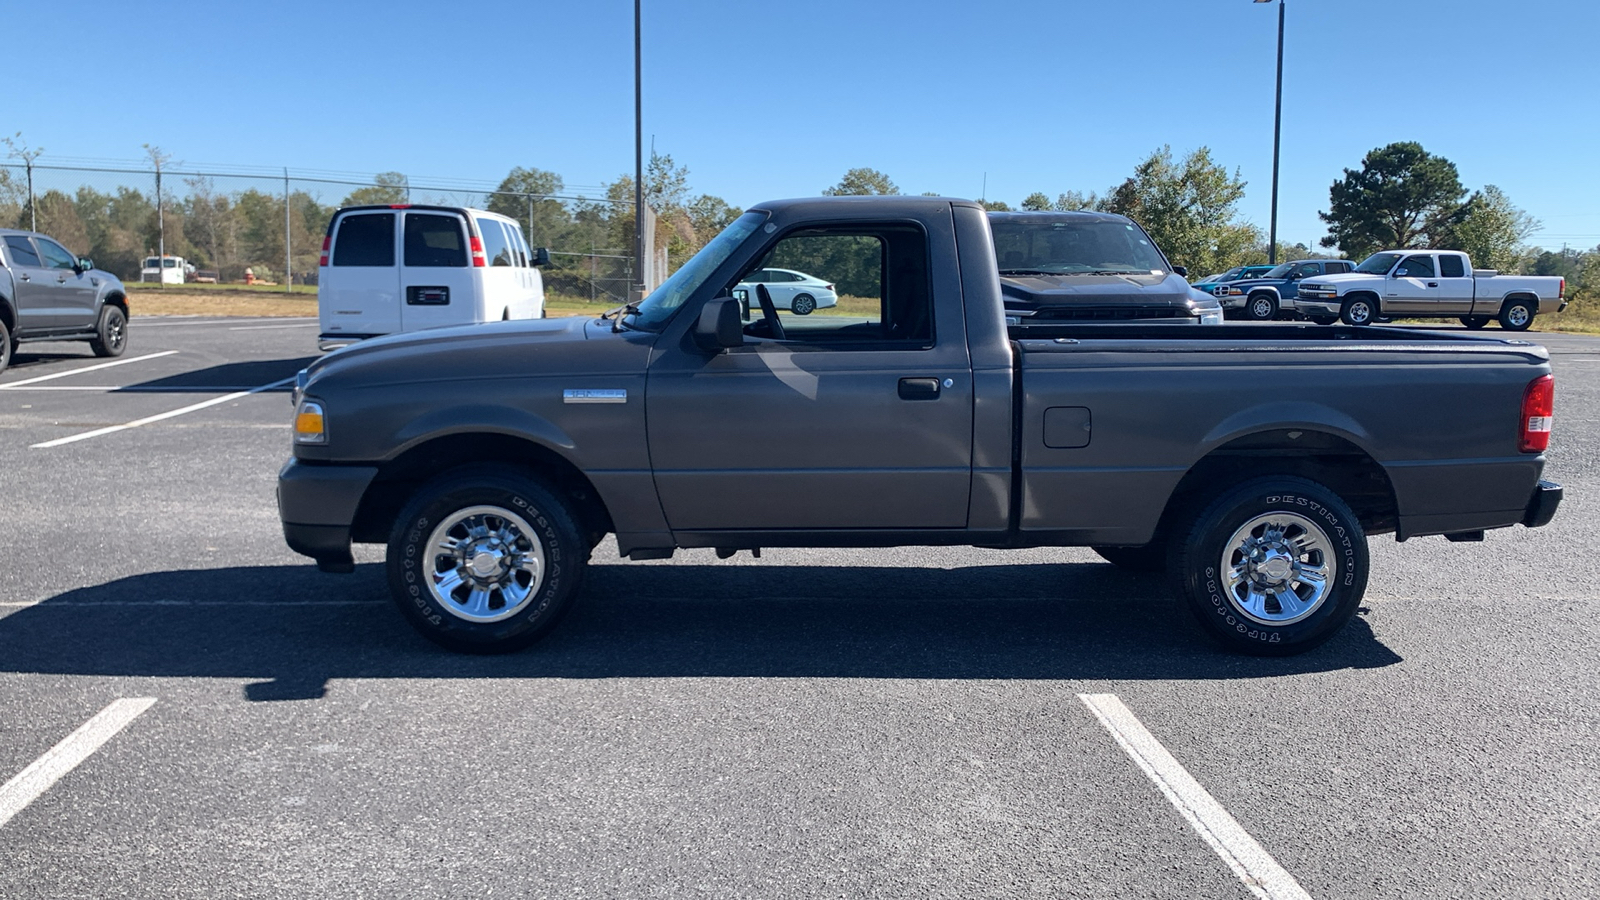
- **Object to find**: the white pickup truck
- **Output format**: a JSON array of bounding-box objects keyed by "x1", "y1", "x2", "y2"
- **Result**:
[{"x1": 1296, "y1": 250, "x2": 1566, "y2": 330}]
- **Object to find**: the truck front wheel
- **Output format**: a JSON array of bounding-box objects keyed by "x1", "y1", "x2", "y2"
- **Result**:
[
  {"x1": 1170, "y1": 476, "x2": 1368, "y2": 656},
  {"x1": 1246, "y1": 293, "x2": 1278, "y2": 321},
  {"x1": 386, "y1": 465, "x2": 589, "y2": 653},
  {"x1": 1340, "y1": 296, "x2": 1377, "y2": 326}
]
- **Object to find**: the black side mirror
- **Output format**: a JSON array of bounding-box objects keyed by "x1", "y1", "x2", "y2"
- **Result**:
[
  {"x1": 732, "y1": 287, "x2": 750, "y2": 318},
  {"x1": 77, "y1": 257, "x2": 94, "y2": 272},
  {"x1": 693, "y1": 297, "x2": 745, "y2": 352},
  {"x1": 1171, "y1": 265, "x2": 1187, "y2": 277},
  {"x1": 532, "y1": 247, "x2": 551, "y2": 267}
]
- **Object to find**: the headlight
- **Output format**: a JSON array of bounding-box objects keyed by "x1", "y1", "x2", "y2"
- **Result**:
[
  {"x1": 1199, "y1": 307, "x2": 1225, "y2": 325},
  {"x1": 294, "y1": 399, "x2": 328, "y2": 444}
]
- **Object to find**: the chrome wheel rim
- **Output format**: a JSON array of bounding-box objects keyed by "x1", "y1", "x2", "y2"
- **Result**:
[
  {"x1": 1348, "y1": 302, "x2": 1371, "y2": 325},
  {"x1": 1507, "y1": 306, "x2": 1530, "y2": 327},
  {"x1": 424, "y1": 505, "x2": 546, "y2": 623},
  {"x1": 1251, "y1": 297, "x2": 1272, "y2": 318},
  {"x1": 1220, "y1": 512, "x2": 1337, "y2": 626}
]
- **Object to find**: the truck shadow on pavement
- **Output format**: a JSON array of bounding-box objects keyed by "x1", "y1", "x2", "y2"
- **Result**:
[
  {"x1": 0, "y1": 561, "x2": 1401, "y2": 701},
  {"x1": 117, "y1": 357, "x2": 317, "y2": 392}
]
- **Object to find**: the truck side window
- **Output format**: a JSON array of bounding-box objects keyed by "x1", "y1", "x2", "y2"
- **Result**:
[
  {"x1": 733, "y1": 225, "x2": 933, "y2": 347},
  {"x1": 1397, "y1": 255, "x2": 1435, "y2": 278},
  {"x1": 3, "y1": 235, "x2": 42, "y2": 267},
  {"x1": 36, "y1": 238, "x2": 78, "y2": 270},
  {"x1": 1438, "y1": 255, "x2": 1465, "y2": 278},
  {"x1": 333, "y1": 213, "x2": 395, "y2": 267},
  {"x1": 404, "y1": 214, "x2": 468, "y2": 268}
]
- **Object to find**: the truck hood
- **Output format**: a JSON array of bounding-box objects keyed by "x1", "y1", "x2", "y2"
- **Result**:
[
  {"x1": 1221, "y1": 277, "x2": 1290, "y2": 291},
  {"x1": 1302, "y1": 272, "x2": 1383, "y2": 289},
  {"x1": 301, "y1": 315, "x2": 610, "y2": 389},
  {"x1": 1000, "y1": 272, "x2": 1206, "y2": 314}
]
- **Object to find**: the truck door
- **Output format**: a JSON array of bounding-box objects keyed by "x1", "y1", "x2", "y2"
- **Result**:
[
  {"x1": 3, "y1": 235, "x2": 69, "y2": 331},
  {"x1": 33, "y1": 236, "x2": 98, "y2": 328},
  {"x1": 1383, "y1": 253, "x2": 1441, "y2": 315},
  {"x1": 400, "y1": 211, "x2": 476, "y2": 332},
  {"x1": 646, "y1": 223, "x2": 974, "y2": 531},
  {"x1": 321, "y1": 212, "x2": 399, "y2": 338},
  {"x1": 1433, "y1": 253, "x2": 1474, "y2": 314}
]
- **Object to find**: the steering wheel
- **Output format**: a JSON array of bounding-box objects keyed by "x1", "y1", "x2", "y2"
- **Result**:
[{"x1": 755, "y1": 283, "x2": 786, "y2": 340}]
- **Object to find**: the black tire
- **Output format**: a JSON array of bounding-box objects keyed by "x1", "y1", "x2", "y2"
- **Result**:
[
  {"x1": 1092, "y1": 543, "x2": 1167, "y2": 572},
  {"x1": 89, "y1": 304, "x2": 127, "y2": 357},
  {"x1": 1170, "y1": 476, "x2": 1368, "y2": 656},
  {"x1": 0, "y1": 318, "x2": 11, "y2": 374},
  {"x1": 1340, "y1": 295, "x2": 1377, "y2": 326},
  {"x1": 792, "y1": 293, "x2": 817, "y2": 316},
  {"x1": 386, "y1": 465, "x2": 589, "y2": 653},
  {"x1": 1460, "y1": 316, "x2": 1491, "y2": 330},
  {"x1": 1498, "y1": 298, "x2": 1536, "y2": 332},
  {"x1": 1309, "y1": 315, "x2": 1338, "y2": 326},
  {"x1": 1245, "y1": 292, "x2": 1278, "y2": 321}
]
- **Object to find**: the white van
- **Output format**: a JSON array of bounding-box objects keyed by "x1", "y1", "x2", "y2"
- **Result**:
[{"x1": 317, "y1": 205, "x2": 549, "y2": 350}]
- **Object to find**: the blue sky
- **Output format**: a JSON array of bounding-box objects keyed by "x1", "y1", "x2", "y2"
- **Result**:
[{"x1": 8, "y1": 0, "x2": 1599, "y2": 253}]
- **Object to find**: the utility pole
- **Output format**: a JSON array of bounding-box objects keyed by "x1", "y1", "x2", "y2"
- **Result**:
[
  {"x1": 144, "y1": 145, "x2": 173, "y2": 282},
  {"x1": 1255, "y1": 0, "x2": 1286, "y2": 265},
  {"x1": 284, "y1": 168, "x2": 292, "y2": 291},
  {"x1": 2, "y1": 134, "x2": 42, "y2": 232},
  {"x1": 632, "y1": 0, "x2": 645, "y2": 301}
]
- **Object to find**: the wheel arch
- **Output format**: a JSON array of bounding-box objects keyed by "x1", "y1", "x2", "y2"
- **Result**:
[
  {"x1": 1497, "y1": 291, "x2": 1539, "y2": 309},
  {"x1": 1157, "y1": 427, "x2": 1399, "y2": 540},
  {"x1": 350, "y1": 431, "x2": 615, "y2": 545},
  {"x1": 102, "y1": 289, "x2": 128, "y2": 316}
]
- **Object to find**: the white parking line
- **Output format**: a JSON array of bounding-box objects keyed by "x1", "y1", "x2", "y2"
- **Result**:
[
  {"x1": 0, "y1": 351, "x2": 179, "y2": 389},
  {"x1": 0, "y1": 698, "x2": 157, "y2": 830},
  {"x1": 3, "y1": 385, "x2": 282, "y2": 392},
  {"x1": 228, "y1": 322, "x2": 320, "y2": 331},
  {"x1": 1079, "y1": 694, "x2": 1313, "y2": 900},
  {"x1": 31, "y1": 376, "x2": 295, "y2": 449}
]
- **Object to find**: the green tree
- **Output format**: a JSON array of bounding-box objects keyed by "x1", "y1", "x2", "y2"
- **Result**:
[
  {"x1": 1318, "y1": 142, "x2": 1467, "y2": 260},
  {"x1": 1441, "y1": 185, "x2": 1539, "y2": 272},
  {"x1": 1100, "y1": 146, "x2": 1260, "y2": 276},
  {"x1": 979, "y1": 199, "x2": 1012, "y2": 211},
  {"x1": 340, "y1": 171, "x2": 409, "y2": 207},
  {"x1": 485, "y1": 166, "x2": 569, "y2": 249},
  {"x1": 1053, "y1": 190, "x2": 1102, "y2": 211},
  {"x1": 1020, "y1": 192, "x2": 1052, "y2": 211},
  {"x1": 823, "y1": 168, "x2": 899, "y2": 196},
  {"x1": 32, "y1": 190, "x2": 89, "y2": 255}
]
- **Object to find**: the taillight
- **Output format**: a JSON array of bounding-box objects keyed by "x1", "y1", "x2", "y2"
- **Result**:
[
  {"x1": 470, "y1": 235, "x2": 486, "y2": 267},
  {"x1": 1520, "y1": 374, "x2": 1554, "y2": 453},
  {"x1": 319, "y1": 234, "x2": 330, "y2": 267},
  {"x1": 1558, "y1": 278, "x2": 1565, "y2": 300}
]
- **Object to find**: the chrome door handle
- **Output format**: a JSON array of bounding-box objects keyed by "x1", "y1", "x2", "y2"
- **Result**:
[{"x1": 18, "y1": 273, "x2": 29, "y2": 281}]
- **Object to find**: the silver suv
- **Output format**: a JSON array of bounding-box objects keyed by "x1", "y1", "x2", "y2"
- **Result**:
[{"x1": 0, "y1": 229, "x2": 129, "y2": 373}]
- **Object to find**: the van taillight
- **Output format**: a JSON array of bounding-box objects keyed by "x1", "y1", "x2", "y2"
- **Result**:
[
  {"x1": 1520, "y1": 374, "x2": 1554, "y2": 453},
  {"x1": 470, "y1": 236, "x2": 486, "y2": 267},
  {"x1": 319, "y1": 234, "x2": 330, "y2": 267}
]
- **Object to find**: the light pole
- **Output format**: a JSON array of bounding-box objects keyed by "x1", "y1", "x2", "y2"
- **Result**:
[
  {"x1": 1256, "y1": 0, "x2": 1284, "y2": 265},
  {"x1": 632, "y1": 0, "x2": 645, "y2": 301}
]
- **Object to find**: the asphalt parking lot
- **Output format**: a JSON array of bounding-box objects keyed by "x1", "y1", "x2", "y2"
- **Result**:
[{"x1": 1, "y1": 317, "x2": 1596, "y2": 899}]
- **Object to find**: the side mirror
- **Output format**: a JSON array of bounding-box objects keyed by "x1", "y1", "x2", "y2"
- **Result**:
[
  {"x1": 693, "y1": 297, "x2": 745, "y2": 352},
  {"x1": 77, "y1": 257, "x2": 95, "y2": 272},
  {"x1": 732, "y1": 287, "x2": 750, "y2": 318},
  {"x1": 532, "y1": 247, "x2": 551, "y2": 267},
  {"x1": 1171, "y1": 265, "x2": 1187, "y2": 277},
  {"x1": 1393, "y1": 269, "x2": 1407, "y2": 278}
]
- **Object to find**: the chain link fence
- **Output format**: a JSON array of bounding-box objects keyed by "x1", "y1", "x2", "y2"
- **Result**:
[{"x1": 0, "y1": 161, "x2": 656, "y2": 303}]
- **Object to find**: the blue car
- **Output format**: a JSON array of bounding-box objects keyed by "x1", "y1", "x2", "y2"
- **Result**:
[
  {"x1": 1213, "y1": 259, "x2": 1355, "y2": 322},
  {"x1": 1189, "y1": 264, "x2": 1274, "y2": 297}
]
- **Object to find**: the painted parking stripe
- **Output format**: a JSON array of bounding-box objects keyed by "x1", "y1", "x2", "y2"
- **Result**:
[
  {"x1": 0, "y1": 698, "x2": 157, "y2": 830},
  {"x1": 0, "y1": 351, "x2": 179, "y2": 389},
  {"x1": 228, "y1": 322, "x2": 320, "y2": 331},
  {"x1": 3, "y1": 385, "x2": 289, "y2": 392},
  {"x1": 32, "y1": 376, "x2": 295, "y2": 449},
  {"x1": 1079, "y1": 694, "x2": 1313, "y2": 900}
]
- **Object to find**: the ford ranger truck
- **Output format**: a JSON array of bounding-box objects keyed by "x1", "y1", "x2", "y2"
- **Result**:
[
  {"x1": 1296, "y1": 250, "x2": 1566, "y2": 330},
  {"x1": 278, "y1": 196, "x2": 1562, "y2": 657}
]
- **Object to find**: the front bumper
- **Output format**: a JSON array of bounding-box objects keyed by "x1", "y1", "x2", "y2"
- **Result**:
[
  {"x1": 1523, "y1": 479, "x2": 1563, "y2": 528},
  {"x1": 278, "y1": 458, "x2": 380, "y2": 572},
  {"x1": 1294, "y1": 298, "x2": 1341, "y2": 317}
]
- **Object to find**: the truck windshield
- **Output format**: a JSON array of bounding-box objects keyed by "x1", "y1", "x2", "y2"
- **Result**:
[
  {"x1": 991, "y1": 219, "x2": 1168, "y2": 274},
  {"x1": 1263, "y1": 264, "x2": 1294, "y2": 279},
  {"x1": 630, "y1": 211, "x2": 768, "y2": 330},
  {"x1": 1354, "y1": 252, "x2": 1402, "y2": 275}
]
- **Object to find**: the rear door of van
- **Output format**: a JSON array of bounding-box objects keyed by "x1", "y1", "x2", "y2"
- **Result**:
[
  {"x1": 473, "y1": 215, "x2": 521, "y2": 320},
  {"x1": 399, "y1": 210, "x2": 476, "y2": 332},
  {"x1": 322, "y1": 211, "x2": 400, "y2": 338}
]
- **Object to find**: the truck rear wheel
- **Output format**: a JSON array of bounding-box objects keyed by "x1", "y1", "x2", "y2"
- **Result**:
[
  {"x1": 386, "y1": 465, "x2": 589, "y2": 653},
  {"x1": 1170, "y1": 476, "x2": 1368, "y2": 656},
  {"x1": 1498, "y1": 299, "x2": 1535, "y2": 331},
  {"x1": 1309, "y1": 315, "x2": 1338, "y2": 326},
  {"x1": 0, "y1": 318, "x2": 11, "y2": 374},
  {"x1": 1459, "y1": 316, "x2": 1491, "y2": 329}
]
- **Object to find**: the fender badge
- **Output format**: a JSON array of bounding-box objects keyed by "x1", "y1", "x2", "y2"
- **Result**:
[{"x1": 564, "y1": 389, "x2": 627, "y2": 404}]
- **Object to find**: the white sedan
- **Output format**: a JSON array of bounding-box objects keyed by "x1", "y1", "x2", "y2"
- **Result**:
[{"x1": 734, "y1": 268, "x2": 838, "y2": 315}]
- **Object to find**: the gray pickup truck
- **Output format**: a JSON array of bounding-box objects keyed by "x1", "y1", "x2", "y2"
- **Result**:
[
  {"x1": 278, "y1": 196, "x2": 1561, "y2": 656},
  {"x1": 0, "y1": 229, "x2": 129, "y2": 373}
]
